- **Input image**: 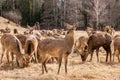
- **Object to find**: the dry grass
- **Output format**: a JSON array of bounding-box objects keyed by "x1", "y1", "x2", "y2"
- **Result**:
[{"x1": 0, "y1": 17, "x2": 120, "y2": 80}]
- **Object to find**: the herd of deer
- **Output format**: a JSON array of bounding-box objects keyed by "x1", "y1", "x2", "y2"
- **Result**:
[{"x1": 0, "y1": 23, "x2": 119, "y2": 74}]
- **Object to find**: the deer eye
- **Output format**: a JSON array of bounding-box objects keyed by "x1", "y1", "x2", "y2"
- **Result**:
[{"x1": 67, "y1": 31, "x2": 69, "y2": 34}]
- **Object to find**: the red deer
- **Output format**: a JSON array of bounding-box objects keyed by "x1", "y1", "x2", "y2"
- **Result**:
[
  {"x1": 86, "y1": 27, "x2": 94, "y2": 36},
  {"x1": 0, "y1": 33, "x2": 29, "y2": 68},
  {"x1": 37, "y1": 22, "x2": 77, "y2": 74},
  {"x1": 113, "y1": 35, "x2": 120, "y2": 62},
  {"x1": 80, "y1": 31, "x2": 112, "y2": 62},
  {"x1": 74, "y1": 36, "x2": 88, "y2": 56},
  {"x1": 25, "y1": 35, "x2": 38, "y2": 63},
  {"x1": 13, "y1": 28, "x2": 19, "y2": 34}
]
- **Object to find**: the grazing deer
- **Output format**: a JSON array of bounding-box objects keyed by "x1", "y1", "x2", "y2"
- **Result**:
[
  {"x1": 25, "y1": 35, "x2": 38, "y2": 63},
  {"x1": 80, "y1": 31, "x2": 112, "y2": 62},
  {"x1": 1, "y1": 33, "x2": 29, "y2": 68},
  {"x1": 16, "y1": 34, "x2": 27, "y2": 49},
  {"x1": 37, "y1": 22, "x2": 78, "y2": 74},
  {"x1": 74, "y1": 36, "x2": 88, "y2": 56},
  {"x1": 0, "y1": 27, "x2": 11, "y2": 34}
]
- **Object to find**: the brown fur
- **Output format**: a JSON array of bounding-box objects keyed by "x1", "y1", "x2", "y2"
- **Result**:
[
  {"x1": 13, "y1": 28, "x2": 18, "y2": 34},
  {"x1": 16, "y1": 34, "x2": 27, "y2": 49},
  {"x1": 74, "y1": 36, "x2": 88, "y2": 56},
  {"x1": 81, "y1": 31, "x2": 112, "y2": 62},
  {"x1": 0, "y1": 28, "x2": 11, "y2": 34},
  {"x1": 113, "y1": 35, "x2": 120, "y2": 62},
  {"x1": 37, "y1": 23, "x2": 77, "y2": 74},
  {"x1": 25, "y1": 35, "x2": 38, "y2": 63},
  {"x1": 103, "y1": 26, "x2": 115, "y2": 36},
  {"x1": 0, "y1": 33, "x2": 29, "y2": 68},
  {"x1": 86, "y1": 27, "x2": 94, "y2": 36}
]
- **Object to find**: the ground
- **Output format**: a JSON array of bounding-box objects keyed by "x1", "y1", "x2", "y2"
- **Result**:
[{"x1": 0, "y1": 17, "x2": 120, "y2": 80}]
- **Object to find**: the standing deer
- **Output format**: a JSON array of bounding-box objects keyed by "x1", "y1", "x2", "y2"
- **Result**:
[
  {"x1": 37, "y1": 22, "x2": 78, "y2": 74},
  {"x1": 113, "y1": 35, "x2": 120, "y2": 62}
]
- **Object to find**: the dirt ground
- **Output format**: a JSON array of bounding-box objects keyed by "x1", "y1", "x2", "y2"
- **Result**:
[{"x1": 0, "y1": 17, "x2": 120, "y2": 80}]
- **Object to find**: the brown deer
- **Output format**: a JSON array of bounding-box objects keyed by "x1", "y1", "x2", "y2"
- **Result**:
[
  {"x1": 103, "y1": 26, "x2": 115, "y2": 36},
  {"x1": 25, "y1": 35, "x2": 38, "y2": 63},
  {"x1": 113, "y1": 35, "x2": 120, "y2": 62},
  {"x1": 13, "y1": 28, "x2": 19, "y2": 34},
  {"x1": 0, "y1": 27, "x2": 11, "y2": 34},
  {"x1": 16, "y1": 34, "x2": 27, "y2": 49},
  {"x1": 80, "y1": 31, "x2": 112, "y2": 62},
  {"x1": 86, "y1": 27, "x2": 94, "y2": 36},
  {"x1": 37, "y1": 22, "x2": 77, "y2": 74},
  {"x1": 0, "y1": 33, "x2": 29, "y2": 68},
  {"x1": 74, "y1": 36, "x2": 88, "y2": 56}
]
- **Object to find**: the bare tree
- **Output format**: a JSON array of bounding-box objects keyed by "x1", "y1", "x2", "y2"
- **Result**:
[
  {"x1": 108, "y1": 0, "x2": 119, "y2": 27},
  {"x1": 85, "y1": 0, "x2": 110, "y2": 29}
]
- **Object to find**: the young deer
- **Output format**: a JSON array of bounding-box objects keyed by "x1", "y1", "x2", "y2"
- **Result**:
[
  {"x1": 37, "y1": 22, "x2": 77, "y2": 74},
  {"x1": 0, "y1": 33, "x2": 29, "y2": 68}
]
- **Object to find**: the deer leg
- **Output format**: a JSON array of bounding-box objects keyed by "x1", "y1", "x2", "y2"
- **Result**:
[
  {"x1": 109, "y1": 51, "x2": 112, "y2": 62},
  {"x1": 103, "y1": 45, "x2": 111, "y2": 62},
  {"x1": 89, "y1": 50, "x2": 94, "y2": 62},
  {"x1": 43, "y1": 57, "x2": 49, "y2": 73},
  {"x1": 11, "y1": 52, "x2": 14, "y2": 69},
  {"x1": 35, "y1": 50, "x2": 38, "y2": 63},
  {"x1": 0, "y1": 48, "x2": 5, "y2": 63},
  {"x1": 42, "y1": 63, "x2": 44, "y2": 74},
  {"x1": 41, "y1": 56, "x2": 46, "y2": 74},
  {"x1": 106, "y1": 52, "x2": 109, "y2": 62},
  {"x1": 113, "y1": 52, "x2": 115, "y2": 62},
  {"x1": 118, "y1": 50, "x2": 120, "y2": 62},
  {"x1": 15, "y1": 54, "x2": 20, "y2": 67},
  {"x1": 64, "y1": 56, "x2": 68, "y2": 74},
  {"x1": 57, "y1": 57, "x2": 62, "y2": 74},
  {"x1": 118, "y1": 54, "x2": 120, "y2": 62},
  {"x1": 6, "y1": 51, "x2": 10, "y2": 63},
  {"x1": 113, "y1": 48, "x2": 117, "y2": 62},
  {"x1": 96, "y1": 48, "x2": 99, "y2": 62}
]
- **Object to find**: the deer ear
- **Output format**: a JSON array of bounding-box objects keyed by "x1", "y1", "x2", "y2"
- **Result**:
[
  {"x1": 27, "y1": 25, "x2": 31, "y2": 29},
  {"x1": 64, "y1": 22, "x2": 69, "y2": 28},
  {"x1": 73, "y1": 22, "x2": 78, "y2": 29}
]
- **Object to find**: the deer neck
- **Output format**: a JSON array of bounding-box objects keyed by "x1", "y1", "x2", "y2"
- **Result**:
[{"x1": 65, "y1": 32, "x2": 74, "y2": 50}]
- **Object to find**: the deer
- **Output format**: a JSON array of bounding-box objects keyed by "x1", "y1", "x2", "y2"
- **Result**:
[
  {"x1": 37, "y1": 22, "x2": 78, "y2": 74},
  {"x1": 80, "y1": 31, "x2": 112, "y2": 62},
  {"x1": 74, "y1": 36, "x2": 88, "y2": 56},
  {"x1": 103, "y1": 26, "x2": 115, "y2": 37},
  {"x1": 86, "y1": 27, "x2": 94, "y2": 36},
  {"x1": 0, "y1": 33, "x2": 29, "y2": 68},
  {"x1": 113, "y1": 35, "x2": 120, "y2": 62},
  {"x1": 16, "y1": 34, "x2": 39, "y2": 63},
  {"x1": 15, "y1": 34, "x2": 27, "y2": 49},
  {"x1": 25, "y1": 34, "x2": 38, "y2": 63},
  {"x1": 0, "y1": 27, "x2": 11, "y2": 34},
  {"x1": 13, "y1": 28, "x2": 19, "y2": 34}
]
